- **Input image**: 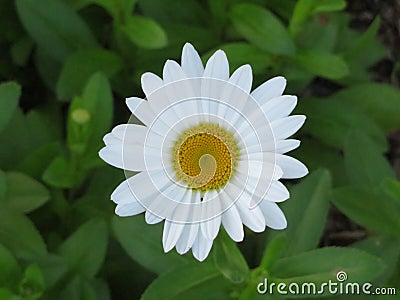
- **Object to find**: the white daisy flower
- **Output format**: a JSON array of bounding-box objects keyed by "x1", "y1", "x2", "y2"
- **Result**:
[{"x1": 99, "y1": 43, "x2": 308, "y2": 261}]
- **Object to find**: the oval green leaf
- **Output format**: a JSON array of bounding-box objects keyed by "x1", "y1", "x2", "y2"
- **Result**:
[
  {"x1": 58, "y1": 219, "x2": 108, "y2": 278},
  {"x1": 0, "y1": 82, "x2": 21, "y2": 132},
  {"x1": 282, "y1": 169, "x2": 332, "y2": 256},
  {"x1": 4, "y1": 172, "x2": 50, "y2": 213},
  {"x1": 56, "y1": 48, "x2": 123, "y2": 101},
  {"x1": 297, "y1": 98, "x2": 387, "y2": 152},
  {"x1": 332, "y1": 187, "x2": 400, "y2": 238},
  {"x1": 295, "y1": 50, "x2": 349, "y2": 79},
  {"x1": 112, "y1": 216, "x2": 192, "y2": 274},
  {"x1": 331, "y1": 83, "x2": 400, "y2": 131},
  {"x1": 230, "y1": 3, "x2": 295, "y2": 55},
  {"x1": 344, "y1": 131, "x2": 395, "y2": 188},
  {"x1": 213, "y1": 230, "x2": 249, "y2": 283},
  {"x1": 270, "y1": 247, "x2": 386, "y2": 285},
  {"x1": 141, "y1": 263, "x2": 231, "y2": 300},
  {"x1": 0, "y1": 210, "x2": 47, "y2": 260},
  {"x1": 121, "y1": 16, "x2": 167, "y2": 49},
  {"x1": 16, "y1": 0, "x2": 97, "y2": 61}
]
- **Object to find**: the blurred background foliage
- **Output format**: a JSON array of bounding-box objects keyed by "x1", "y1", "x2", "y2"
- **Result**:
[{"x1": 0, "y1": 0, "x2": 399, "y2": 299}]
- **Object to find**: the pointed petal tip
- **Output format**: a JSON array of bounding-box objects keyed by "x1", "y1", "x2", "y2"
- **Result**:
[
  {"x1": 98, "y1": 147, "x2": 108, "y2": 161},
  {"x1": 183, "y1": 42, "x2": 195, "y2": 50}
]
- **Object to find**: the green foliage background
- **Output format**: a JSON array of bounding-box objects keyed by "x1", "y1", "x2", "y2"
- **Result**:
[{"x1": 0, "y1": 0, "x2": 399, "y2": 299}]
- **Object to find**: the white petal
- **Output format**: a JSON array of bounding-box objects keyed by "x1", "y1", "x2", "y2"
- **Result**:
[
  {"x1": 265, "y1": 181, "x2": 290, "y2": 202},
  {"x1": 163, "y1": 60, "x2": 186, "y2": 83},
  {"x1": 220, "y1": 193, "x2": 244, "y2": 242},
  {"x1": 224, "y1": 183, "x2": 266, "y2": 232},
  {"x1": 203, "y1": 50, "x2": 229, "y2": 80},
  {"x1": 271, "y1": 115, "x2": 306, "y2": 140},
  {"x1": 125, "y1": 97, "x2": 155, "y2": 126},
  {"x1": 145, "y1": 211, "x2": 163, "y2": 224},
  {"x1": 111, "y1": 171, "x2": 169, "y2": 205},
  {"x1": 229, "y1": 64, "x2": 253, "y2": 93},
  {"x1": 141, "y1": 72, "x2": 163, "y2": 98},
  {"x1": 115, "y1": 202, "x2": 145, "y2": 217},
  {"x1": 276, "y1": 154, "x2": 309, "y2": 179},
  {"x1": 200, "y1": 190, "x2": 221, "y2": 240},
  {"x1": 236, "y1": 198, "x2": 266, "y2": 232},
  {"x1": 161, "y1": 186, "x2": 193, "y2": 252},
  {"x1": 111, "y1": 124, "x2": 148, "y2": 145},
  {"x1": 260, "y1": 95, "x2": 297, "y2": 121},
  {"x1": 192, "y1": 231, "x2": 213, "y2": 262},
  {"x1": 275, "y1": 139, "x2": 301, "y2": 153},
  {"x1": 181, "y1": 43, "x2": 204, "y2": 78},
  {"x1": 176, "y1": 189, "x2": 201, "y2": 254},
  {"x1": 103, "y1": 133, "x2": 120, "y2": 145},
  {"x1": 176, "y1": 223, "x2": 199, "y2": 254},
  {"x1": 251, "y1": 76, "x2": 286, "y2": 104},
  {"x1": 163, "y1": 220, "x2": 186, "y2": 253},
  {"x1": 99, "y1": 144, "x2": 145, "y2": 171},
  {"x1": 111, "y1": 178, "x2": 137, "y2": 205},
  {"x1": 258, "y1": 201, "x2": 287, "y2": 229}
]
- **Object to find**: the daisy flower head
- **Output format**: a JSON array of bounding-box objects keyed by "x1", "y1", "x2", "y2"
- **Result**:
[{"x1": 99, "y1": 43, "x2": 308, "y2": 261}]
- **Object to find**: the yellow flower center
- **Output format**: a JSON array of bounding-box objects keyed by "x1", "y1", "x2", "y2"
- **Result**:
[{"x1": 172, "y1": 123, "x2": 239, "y2": 191}]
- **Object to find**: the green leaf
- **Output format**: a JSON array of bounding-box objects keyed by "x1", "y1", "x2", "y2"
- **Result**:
[
  {"x1": 381, "y1": 178, "x2": 400, "y2": 205},
  {"x1": 16, "y1": 142, "x2": 61, "y2": 180},
  {"x1": 291, "y1": 138, "x2": 347, "y2": 186},
  {"x1": 230, "y1": 3, "x2": 295, "y2": 55},
  {"x1": 0, "y1": 210, "x2": 47, "y2": 260},
  {"x1": 270, "y1": 247, "x2": 386, "y2": 285},
  {"x1": 15, "y1": 0, "x2": 97, "y2": 62},
  {"x1": 332, "y1": 187, "x2": 400, "y2": 237},
  {"x1": 205, "y1": 43, "x2": 272, "y2": 74},
  {"x1": 353, "y1": 236, "x2": 400, "y2": 284},
  {"x1": 25, "y1": 107, "x2": 62, "y2": 146},
  {"x1": 282, "y1": 169, "x2": 332, "y2": 256},
  {"x1": 0, "y1": 244, "x2": 21, "y2": 288},
  {"x1": 10, "y1": 36, "x2": 34, "y2": 67},
  {"x1": 141, "y1": 263, "x2": 231, "y2": 300},
  {"x1": 344, "y1": 131, "x2": 395, "y2": 188},
  {"x1": 296, "y1": 14, "x2": 339, "y2": 53},
  {"x1": 106, "y1": 0, "x2": 137, "y2": 19},
  {"x1": 289, "y1": 0, "x2": 315, "y2": 36},
  {"x1": 297, "y1": 98, "x2": 387, "y2": 152},
  {"x1": 3, "y1": 172, "x2": 50, "y2": 213},
  {"x1": 295, "y1": 50, "x2": 349, "y2": 79},
  {"x1": 37, "y1": 254, "x2": 69, "y2": 289},
  {"x1": 56, "y1": 48, "x2": 123, "y2": 101},
  {"x1": 289, "y1": 0, "x2": 345, "y2": 36},
  {"x1": 34, "y1": 46, "x2": 62, "y2": 90},
  {"x1": 331, "y1": 83, "x2": 400, "y2": 131},
  {"x1": 112, "y1": 216, "x2": 191, "y2": 274},
  {"x1": 18, "y1": 264, "x2": 45, "y2": 300},
  {"x1": 42, "y1": 156, "x2": 76, "y2": 188},
  {"x1": 138, "y1": 0, "x2": 207, "y2": 26},
  {"x1": 58, "y1": 219, "x2": 108, "y2": 278},
  {"x1": 313, "y1": 0, "x2": 346, "y2": 13},
  {"x1": 0, "y1": 109, "x2": 32, "y2": 170},
  {"x1": 67, "y1": 72, "x2": 113, "y2": 157},
  {"x1": 260, "y1": 234, "x2": 287, "y2": 270},
  {"x1": 343, "y1": 17, "x2": 380, "y2": 59},
  {"x1": 0, "y1": 82, "x2": 21, "y2": 132},
  {"x1": 71, "y1": 0, "x2": 121, "y2": 17},
  {"x1": 58, "y1": 275, "x2": 97, "y2": 300},
  {"x1": 0, "y1": 288, "x2": 16, "y2": 299},
  {"x1": 213, "y1": 230, "x2": 249, "y2": 283},
  {"x1": 121, "y1": 16, "x2": 167, "y2": 49},
  {"x1": 0, "y1": 170, "x2": 5, "y2": 200}
]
